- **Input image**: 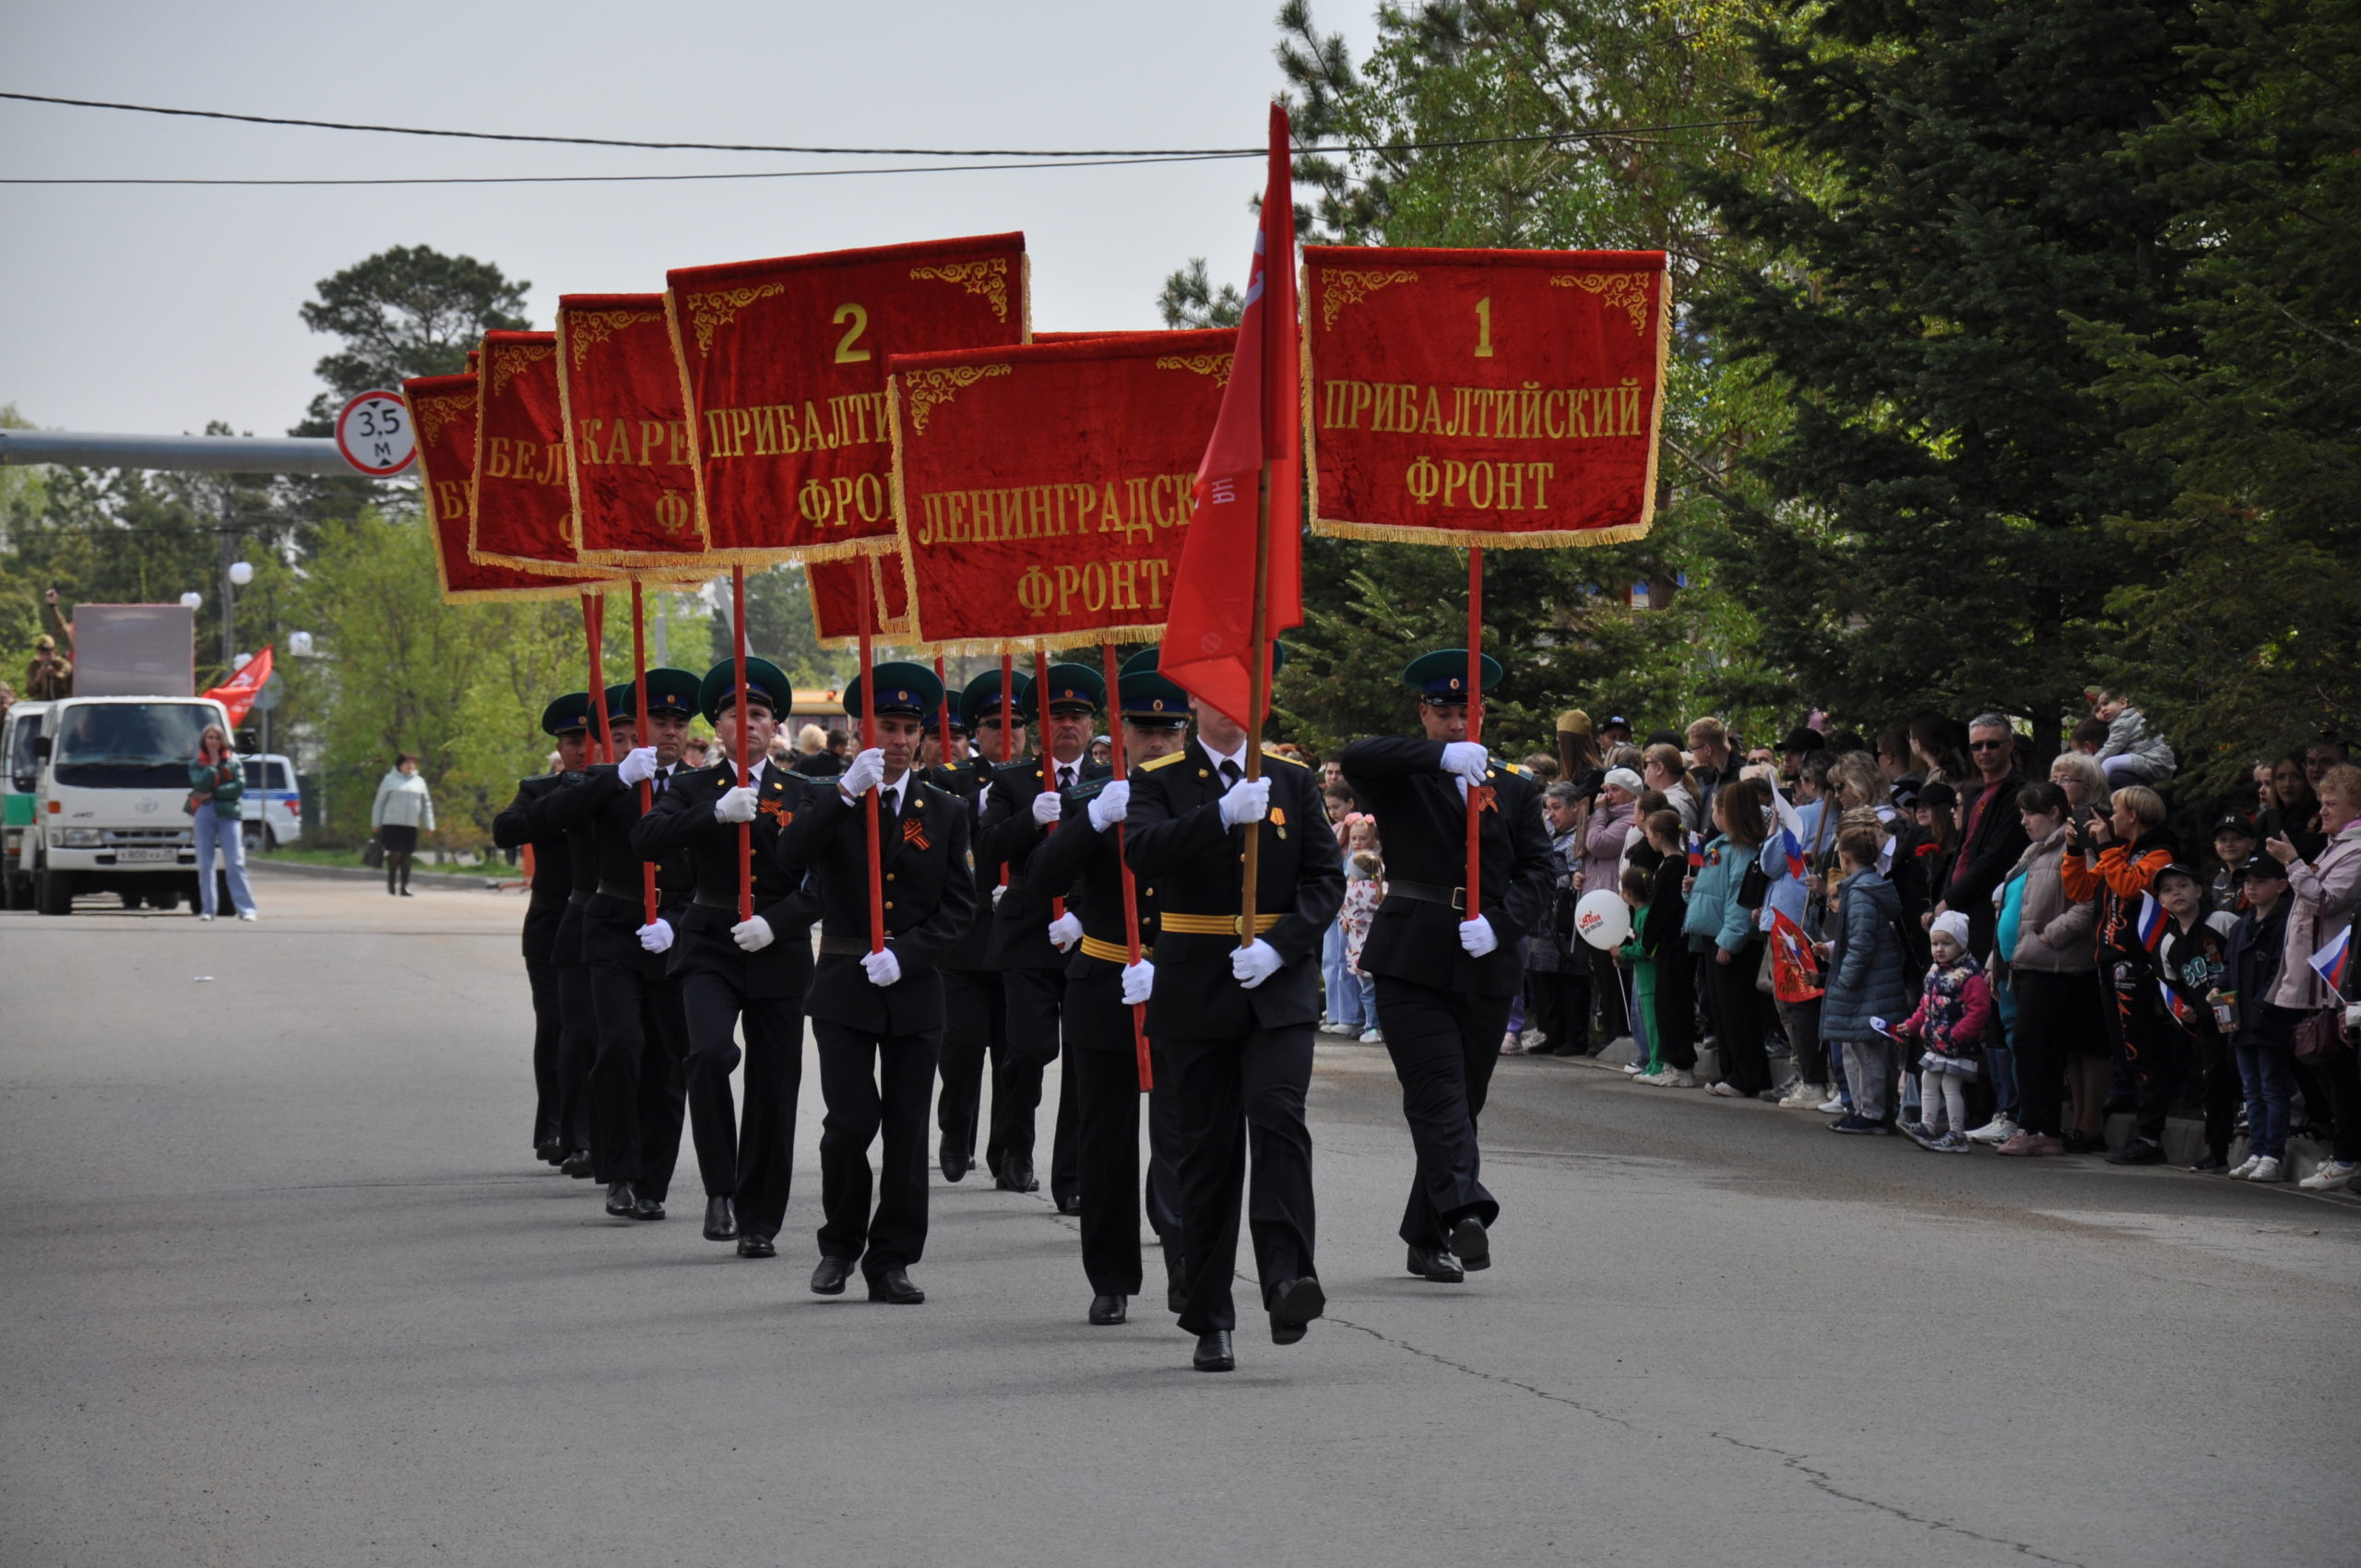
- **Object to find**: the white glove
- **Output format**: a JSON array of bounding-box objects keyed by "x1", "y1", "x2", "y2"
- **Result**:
[
  {"x1": 636, "y1": 918, "x2": 674, "y2": 954},
  {"x1": 838, "y1": 747, "x2": 885, "y2": 799},
  {"x1": 1030, "y1": 789, "x2": 1064, "y2": 826},
  {"x1": 616, "y1": 745, "x2": 658, "y2": 787},
  {"x1": 1088, "y1": 779, "x2": 1131, "y2": 832},
  {"x1": 1458, "y1": 916, "x2": 1499, "y2": 956},
  {"x1": 1441, "y1": 741, "x2": 1489, "y2": 788},
  {"x1": 730, "y1": 915, "x2": 774, "y2": 952},
  {"x1": 1230, "y1": 938, "x2": 1283, "y2": 989},
  {"x1": 714, "y1": 784, "x2": 758, "y2": 824},
  {"x1": 1121, "y1": 959, "x2": 1155, "y2": 1005},
  {"x1": 861, "y1": 946, "x2": 902, "y2": 987},
  {"x1": 1218, "y1": 776, "x2": 1271, "y2": 827},
  {"x1": 1047, "y1": 911, "x2": 1083, "y2": 950}
]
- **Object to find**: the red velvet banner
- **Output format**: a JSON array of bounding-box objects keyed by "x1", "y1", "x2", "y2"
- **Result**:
[
  {"x1": 886, "y1": 329, "x2": 1233, "y2": 652},
  {"x1": 1302, "y1": 246, "x2": 1669, "y2": 548},
  {"x1": 664, "y1": 232, "x2": 1029, "y2": 567},
  {"x1": 470, "y1": 330, "x2": 584, "y2": 575},
  {"x1": 807, "y1": 552, "x2": 916, "y2": 648},
  {"x1": 405, "y1": 374, "x2": 601, "y2": 601},
  {"x1": 556, "y1": 293, "x2": 708, "y2": 568}
]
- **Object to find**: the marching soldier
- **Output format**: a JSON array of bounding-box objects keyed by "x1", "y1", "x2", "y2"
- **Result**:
[
  {"x1": 1124, "y1": 658, "x2": 1343, "y2": 1372},
  {"x1": 931, "y1": 670, "x2": 1023, "y2": 1183},
  {"x1": 976, "y1": 663, "x2": 1110, "y2": 1209},
  {"x1": 1341, "y1": 651, "x2": 1553, "y2": 1283},
  {"x1": 629, "y1": 657, "x2": 820, "y2": 1257},
  {"x1": 774, "y1": 663, "x2": 978, "y2": 1304},
  {"x1": 539, "y1": 672, "x2": 701, "y2": 1221},
  {"x1": 491, "y1": 694, "x2": 596, "y2": 1169},
  {"x1": 1024, "y1": 648, "x2": 1190, "y2": 1325}
]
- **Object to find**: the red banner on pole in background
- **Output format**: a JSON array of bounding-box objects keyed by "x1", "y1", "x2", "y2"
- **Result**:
[
  {"x1": 663, "y1": 232, "x2": 1029, "y2": 568},
  {"x1": 556, "y1": 294, "x2": 709, "y2": 567},
  {"x1": 808, "y1": 552, "x2": 914, "y2": 649},
  {"x1": 887, "y1": 329, "x2": 1232, "y2": 653},
  {"x1": 470, "y1": 330, "x2": 583, "y2": 576},
  {"x1": 203, "y1": 644, "x2": 273, "y2": 728},
  {"x1": 1301, "y1": 246, "x2": 1670, "y2": 547},
  {"x1": 404, "y1": 374, "x2": 601, "y2": 601}
]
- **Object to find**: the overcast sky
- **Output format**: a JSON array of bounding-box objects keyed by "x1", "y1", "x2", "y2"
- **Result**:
[{"x1": 3, "y1": 0, "x2": 1380, "y2": 438}]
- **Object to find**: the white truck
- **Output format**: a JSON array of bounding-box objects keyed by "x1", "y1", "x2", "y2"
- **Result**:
[{"x1": 14, "y1": 603, "x2": 231, "y2": 915}]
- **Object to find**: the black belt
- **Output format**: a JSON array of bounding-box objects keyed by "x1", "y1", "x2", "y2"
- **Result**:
[
  {"x1": 1383, "y1": 880, "x2": 1465, "y2": 911},
  {"x1": 817, "y1": 933, "x2": 872, "y2": 956},
  {"x1": 566, "y1": 890, "x2": 593, "y2": 908},
  {"x1": 596, "y1": 880, "x2": 647, "y2": 902},
  {"x1": 694, "y1": 892, "x2": 739, "y2": 911}
]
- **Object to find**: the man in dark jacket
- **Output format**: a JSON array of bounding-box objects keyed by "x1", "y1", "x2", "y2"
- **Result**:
[
  {"x1": 1943, "y1": 713, "x2": 2030, "y2": 959},
  {"x1": 773, "y1": 663, "x2": 978, "y2": 1305},
  {"x1": 1124, "y1": 686, "x2": 1343, "y2": 1372},
  {"x1": 930, "y1": 670, "x2": 1025, "y2": 1183},
  {"x1": 1340, "y1": 650, "x2": 1553, "y2": 1283},
  {"x1": 491, "y1": 694, "x2": 595, "y2": 1168}
]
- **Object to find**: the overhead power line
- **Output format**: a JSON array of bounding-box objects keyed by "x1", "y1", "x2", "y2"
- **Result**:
[{"x1": 0, "y1": 153, "x2": 1256, "y2": 187}]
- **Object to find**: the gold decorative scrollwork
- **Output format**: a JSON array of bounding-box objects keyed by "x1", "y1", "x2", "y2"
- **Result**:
[
  {"x1": 1322, "y1": 269, "x2": 1418, "y2": 330},
  {"x1": 413, "y1": 394, "x2": 469, "y2": 448},
  {"x1": 488, "y1": 342, "x2": 555, "y2": 398},
  {"x1": 1550, "y1": 273, "x2": 1652, "y2": 337},
  {"x1": 902, "y1": 363, "x2": 1012, "y2": 434},
  {"x1": 908, "y1": 258, "x2": 1011, "y2": 322},
  {"x1": 1154, "y1": 353, "x2": 1235, "y2": 386},
  {"x1": 566, "y1": 310, "x2": 662, "y2": 366},
  {"x1": 685, "y1": 283, "x2": 787, "y2": 353}
]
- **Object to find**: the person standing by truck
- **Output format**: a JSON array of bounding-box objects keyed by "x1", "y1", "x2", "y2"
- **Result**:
[
  {"x1": 371, "y1": 754, "x2": 436, "y2": 896},
  {"x1": 188, "y1": 724, "x2": 256, "y2": 921}
]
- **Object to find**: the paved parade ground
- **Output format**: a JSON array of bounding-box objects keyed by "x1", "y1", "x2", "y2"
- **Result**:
[{"x1": 4, "y1": 873, "x2": 2356, "y2": 1567}]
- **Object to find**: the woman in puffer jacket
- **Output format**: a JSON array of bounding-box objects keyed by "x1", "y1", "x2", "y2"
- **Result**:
[
  {"x1": 1994, "y1": 782, "x2": 2104, "y2": 1155},
  {"x1": 1818, "y1": 824, "x2": 1912, "y2": 1133}
]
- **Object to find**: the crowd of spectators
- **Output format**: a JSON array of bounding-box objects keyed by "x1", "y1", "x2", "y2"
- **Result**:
[{"x1": 1310, "y1": 699, "x2": 2361, "y2": 1194}]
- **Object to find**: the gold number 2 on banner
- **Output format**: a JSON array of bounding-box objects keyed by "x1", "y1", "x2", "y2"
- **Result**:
[
  {"x1": 1474, "y1": 297, "x2": 1494, "y2": 359},
  {"x1": 833, "y1": 303, "x2": 872, "y2": 363}
]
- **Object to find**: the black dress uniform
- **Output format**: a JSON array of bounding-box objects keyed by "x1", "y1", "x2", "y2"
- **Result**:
[
  {"x1": 490, "y1": 693, "x2": 596, "y2": 1165},
  {"x1": 1124, "y1": 732, "x2": 1343, "y2": 1355},
  {"x1": 1023, "y1": 651, "x2": 1191, "y2": 1320},
  {"x1": 540, "y1": 672, "x2": 702, "y2": 1220},
  {"x1": 930, "y1": 670, "x2": 1023, "y2": 1184},
  {"x1": 773, "y1": 663, "x2": 978, "y2": 1301},
  {"x1": 552, "y1": 738, "x2": 609, "y2": 1178},
  {"x1": 628, "y1": 658, "x2": 820, "y2": 1255},
  {"x1": 975, "y1": 662, "x2": 1111, "y2": 1206},
  {"x1": 1341, "y1": 649, "x2": 1552, "y2": 1279}
]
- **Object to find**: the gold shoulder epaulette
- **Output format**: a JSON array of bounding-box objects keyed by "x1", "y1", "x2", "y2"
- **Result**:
[
  {"x1": 1260, "y1": 746, "x2": 1308, "y2": 768},
  {"x1": 1137, "y1": 751, "x2": 1187, "y2": 773}
]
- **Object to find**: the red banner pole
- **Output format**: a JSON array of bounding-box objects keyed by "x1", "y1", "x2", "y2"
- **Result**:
[
  {"x1": 858, "y1": 572, "x2": 884, "y2": 955},
  {"x1": 1465, "y1": 547, "x2": 1484, "y2": 915},
  {"x1": 633, "y1": 581, "x2": 656, "y2": 925},
  {"x1": 1036, "y1": 645, "x2": 1065, "y2": 922},
  {"x1": 583, "y1": 593, "x2": 610, "y2": 765},
  {"x1": 997, "y1": 652, "x2": 1014, "y2": 899},
  {"x1": 1240, "y1": 466, "x2": 1272, "y2": 947},
  {"x1": 731, "y1": 565, "x2": 752, "y2": 923},
  {"x1": 1101, "y1": 641, "x2": 1150, "y2": 1091},
  {"x1": 932, "y1": 653, "x2": 953, "y2": 773}
]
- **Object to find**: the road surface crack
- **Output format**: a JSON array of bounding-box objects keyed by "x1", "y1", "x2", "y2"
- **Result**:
[
  {"x1": 1711, "y1": 1431, "x2": 2086, "y2": 1564},
  {"x1": 1323, "y1": 1312, "x2": 1633, "y2": 1426}
]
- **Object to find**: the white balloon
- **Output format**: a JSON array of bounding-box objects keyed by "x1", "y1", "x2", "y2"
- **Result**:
[{"x1": 1574, "y1": 888, "x2": 1633, "y2": 951}]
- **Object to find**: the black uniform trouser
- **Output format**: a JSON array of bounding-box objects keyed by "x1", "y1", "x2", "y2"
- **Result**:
[
  {"x1": 587, "y1": 958, "x2": 691, "y2": 1197},
  {"x1": 680, "y1": 973, "x2": 803, "y2": 1235},
  {"x1": 813, "y1": 1021, "x2": 942, "y2": 1274},
  {"x1": 555, "y1": 960, "x2": 597, "y2": 1155},
  {"x1": 1069, "y1": 1018, "x2": 1182, "y2": 1298},
  {"x1": 1372, "y1": 978, "x2": 1509, "y2": 1253},
  {"x1": 937, "y1": 968, "x2": 1007, "y2": 1164},
  {"x1": 1166, "y1": 1026, "x2": 1317, "y2": 1336},
  {"x1": 526, "y1": 956, "x2": 563, "y2": 1148},
  {"x1": 998, "y1": 968, "x2": 1078, "y2": 1194}
]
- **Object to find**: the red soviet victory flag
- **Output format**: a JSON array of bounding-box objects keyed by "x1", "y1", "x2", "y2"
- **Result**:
[
  {"x1": 202, "y1": 644, "x2": 273, "y2": 727},
  {"x1": 1159, "y1": 102, "x2": 1302, "y2": 727}
]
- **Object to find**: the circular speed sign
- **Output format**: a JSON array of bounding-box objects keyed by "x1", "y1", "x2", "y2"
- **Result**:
[{"x1": 335, "y1": 390, "x2": 417, "y2": 477}]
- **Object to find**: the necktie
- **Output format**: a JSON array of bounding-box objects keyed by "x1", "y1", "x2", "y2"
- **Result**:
[
  {"x1": 1059, "y1": 766, "x2": 1074, "y2": 790},
  {"x1": 652, "y1": 768, "x2": 667, "y2": 797},
  {"x1": 1220, "y1": 759, "x2": 1243, "y2": 786},
  {"x1": 881, "y1": 787, "x2": 899, "y2": 817}
]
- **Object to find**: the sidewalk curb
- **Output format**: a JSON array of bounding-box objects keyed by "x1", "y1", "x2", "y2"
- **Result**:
[{"x1": 249, "y1": 860, "x2": 516, "y2": 891}]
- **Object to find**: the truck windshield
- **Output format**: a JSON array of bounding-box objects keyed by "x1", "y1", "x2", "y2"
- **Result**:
[
  {"x1": 51, "y1": 703, "x2": 217, "y2": 789},
  {"x1": 6, "y1": 712, "x2": 43, "y2": 783}
]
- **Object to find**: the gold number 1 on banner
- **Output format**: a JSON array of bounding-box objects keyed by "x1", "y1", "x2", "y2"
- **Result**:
[
  {"x1": 1474, "y1": 296, "x2": 1494, "y2": 359},
  {"x1": 833, "y1": 303, "x2": 872, "y2": 363}
]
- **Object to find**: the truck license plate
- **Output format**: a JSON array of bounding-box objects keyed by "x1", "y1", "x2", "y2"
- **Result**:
[{"x1": 115, "y1": 848, "x2": 173, "y2": 863}]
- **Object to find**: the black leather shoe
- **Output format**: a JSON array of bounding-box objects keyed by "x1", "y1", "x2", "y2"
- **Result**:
[
  {"x1": 703, "y1": 1196, "x2": 738, "y2": 1241},
  {"x1": 810, "y1": 1255, "x2": 852, "y2": 1295},
  {"x1": 1053, "y1": 1190, "x2": 1082, "y2": 1216},
  {"x1": 635, "y1": 1194, "x2": 665, "y2": 1220},
  {"x1": 736, "y1": 1232, "x2": 777, "y2": 1260},
  {"x1": 1167, "y1": 1276, "x2": 1186, "y2": 1316},
  {"x1": 940, "y1": 1136, "x2": 970, "y2": 1183},
  {"x1": 997, "y1": 1160, "x2": 1038, "y2": 1194},
  {"x1": 560, "y1": 1149, "x2": 595, "y2": 1179},
  {"x1": 605, "y1": 1180, "x2": 639, "y2": 1218},
  {"x1": 1192, "y1": 1330, "x2": 1235, "y2": 1372},
  {"x1": 867, "y1": 1265, "x2": 925, "y2": 1304},
  {"x1": 1407, "y1": 1244, "x2": 1465, "y2": 1283},
  {"x1": 2106, "y1": 1139, "x2": 2166, "y2": 1166},
  {"x1": 1449, "y1": 1215, "x2": 1491, "y2": 1271},
  {"x1": 1268, "y1": 1277, "x2": 1325, "y2": 1345},
  {"x1": 1088, "y1": 1292, "x2": 1128, "y2": 1325},
  {"x1": 535, "y1": 1140, "x2": 564, "y2": 1167}
]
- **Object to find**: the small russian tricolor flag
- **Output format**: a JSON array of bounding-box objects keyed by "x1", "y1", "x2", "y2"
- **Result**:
[
  {"x1": 1687, "y1": 832, "x2": 1705, "y2": 871},
  {"x1": 1784, "y1": 826, "x2": 1807, "y2": 881},
  {"x1": 2135, "y1": 891, "x2": 2167, "y2": 953},
  {"x1": 2310, "y1": 923, "x2": 2353, "y2": 995},
  {"x1": 2159, "y1": 978, "x2": 2195, "y2": 1028}
]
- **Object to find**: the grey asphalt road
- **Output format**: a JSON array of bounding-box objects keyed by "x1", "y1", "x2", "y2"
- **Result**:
[{"x1": 4, "y1": 874, "x2": 2356, "y2": 1568}]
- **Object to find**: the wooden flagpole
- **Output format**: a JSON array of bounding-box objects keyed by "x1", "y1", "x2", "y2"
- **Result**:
[
  {"x1": 1035, "y1": 645, "x2": 1066, "y2": 923},
  {"x1": 1465, "y1": 547, "x2": 1485, "y2": 915},
  {"x1": 1239, "y1": 465, "x2": 1272, "y2": 946},
  {"x1": 730, "y1": 565, "x2": 751, "y2": 922},
  {"x1": 633, "y1": 582, "x2": 656, "y2": 925},
  {"x1": 581, "y1": 593, "x2": 609, "y2": 765},
  {"x1": 1100, "y1": 640, "x2": 1150, "y2": 1090},
  {"x1": 858, "y1": 569, "x2": 884, "y2": 955}
]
